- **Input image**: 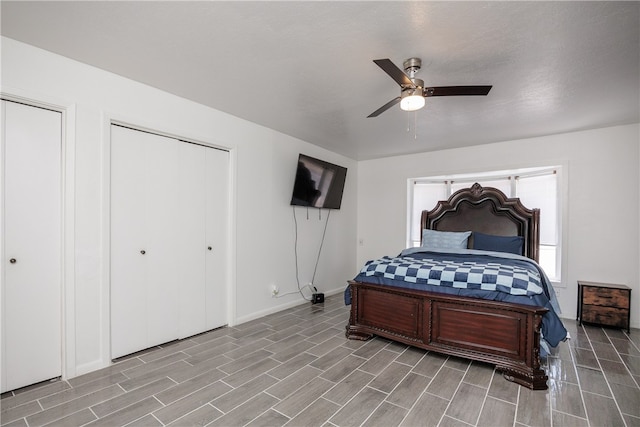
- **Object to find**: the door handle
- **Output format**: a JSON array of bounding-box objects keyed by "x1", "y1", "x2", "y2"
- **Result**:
[{"x1": 9, "y1": 258, "x2": 16, "y2": 264}]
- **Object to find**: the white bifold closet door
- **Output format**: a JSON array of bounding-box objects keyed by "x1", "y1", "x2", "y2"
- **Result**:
[
  {"x1": 110, "y1": 125, "x2": 228, "y2": 359},
  {"x1": 1, "y1": 100, "x2": 62, "y2": 393}
]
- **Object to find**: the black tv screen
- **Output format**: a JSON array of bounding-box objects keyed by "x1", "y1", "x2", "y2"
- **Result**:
[{"x1": 290, "y1": 154, "x2": 347, "y2": 209}]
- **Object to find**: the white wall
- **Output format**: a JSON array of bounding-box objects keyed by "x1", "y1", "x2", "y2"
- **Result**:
[
  {"x1": 1, "y1": 37, "x2": 357, "y2": 379},
  {"x1": 357, "y1": 124, "x2": 640, "y2": 328}
]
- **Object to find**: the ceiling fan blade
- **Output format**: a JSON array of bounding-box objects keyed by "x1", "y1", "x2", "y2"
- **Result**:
[
  {"x1": 373, "y1": 59, "x2": 414, "y2": 87},
  {"x1": 425, "y1": 86, "x2": 493, "y2": 97},
  {"x1": 367, "y1": 97, "x2": 401, "y2": 118}
]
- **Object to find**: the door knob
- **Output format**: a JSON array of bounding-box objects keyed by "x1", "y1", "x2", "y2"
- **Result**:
[
  {"x1": 9, "y1": 258, "x2": 16, "y2": 264},
  {"x1": 140, "y1": 250, "x2": 146, "y2": 255},
  {"x1": 207, "y1": 246, "x2": 212, "y2": 251}
]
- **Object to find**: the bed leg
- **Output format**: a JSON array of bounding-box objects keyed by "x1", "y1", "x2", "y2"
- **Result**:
[
  {"x1": 500, "y1": 367, "x2": 548, "y2": 390},
  {"x1": 345, "y1": 324, "x2": 373, "y2": 341}
]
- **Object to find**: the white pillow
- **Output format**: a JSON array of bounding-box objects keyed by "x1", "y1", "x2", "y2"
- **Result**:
[{"x1": 422, "y1": 229, "x2": 472, "y2": 250}]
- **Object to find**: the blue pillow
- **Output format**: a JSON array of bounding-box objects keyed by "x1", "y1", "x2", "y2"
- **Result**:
[
  {"x1": 422, "y1": 229, "x2": 472, "y2": 250},
  {"x1": 473, "y1": 232, "x2": 524, "y2": 255}
]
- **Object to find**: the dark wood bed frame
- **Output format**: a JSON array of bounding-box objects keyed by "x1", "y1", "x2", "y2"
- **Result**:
[{"x1": 346, "y1": 183, "x2": 549, "y2": 389}]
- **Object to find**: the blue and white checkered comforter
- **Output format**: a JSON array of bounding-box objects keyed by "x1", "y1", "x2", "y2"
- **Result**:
[
  {"x1": 349, "y1": 248, "x2": 567, "y2": 349},
  {"x1": 360, "y1": 252, "x2": 543, "y2": 297}
]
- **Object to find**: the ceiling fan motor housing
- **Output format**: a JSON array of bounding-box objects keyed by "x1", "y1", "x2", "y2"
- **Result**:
[{"x1": 403, "y1": 78, "x2": 424, "y2": 96}]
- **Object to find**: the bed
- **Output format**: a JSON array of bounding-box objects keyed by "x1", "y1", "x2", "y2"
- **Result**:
[{"x1": 345, "y1": 183, "x2": 566, "y2": 390}]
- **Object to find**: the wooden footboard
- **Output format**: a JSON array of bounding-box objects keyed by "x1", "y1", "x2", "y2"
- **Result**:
[{"x1": 345, "y1": 281, "x2": 549, "y2": 390}]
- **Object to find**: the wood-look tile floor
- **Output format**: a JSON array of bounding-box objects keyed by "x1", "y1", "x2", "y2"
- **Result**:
[{"x1": 2, "y1": 294, "x2": 639, "y2": 427}]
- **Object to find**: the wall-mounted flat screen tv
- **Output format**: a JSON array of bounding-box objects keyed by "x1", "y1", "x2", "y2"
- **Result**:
[{"x1": 290, "y1": 154, "x2": 347, "y2": 209}]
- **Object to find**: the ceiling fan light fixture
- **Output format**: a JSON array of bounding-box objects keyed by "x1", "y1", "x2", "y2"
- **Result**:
[{"x1": 400, "y1": 92, "x2": 425, "y2": 112}]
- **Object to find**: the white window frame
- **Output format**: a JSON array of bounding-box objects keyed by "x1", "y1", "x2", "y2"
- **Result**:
[{"x1": 408, "y1": 166, "x2": 565, "y2": 286}]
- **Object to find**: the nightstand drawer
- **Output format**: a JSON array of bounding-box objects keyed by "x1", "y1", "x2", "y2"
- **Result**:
[
  {"x1": 581, "y1": 305, "x2": 629, "y2": 329},
  {"x1": 583, "y1": 287, "x2": 630, "y2": 307}
]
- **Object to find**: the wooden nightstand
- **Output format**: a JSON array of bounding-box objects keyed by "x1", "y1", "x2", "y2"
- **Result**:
[{"x1": 577, "y1": 281, "x2": 631, "y2": 333}]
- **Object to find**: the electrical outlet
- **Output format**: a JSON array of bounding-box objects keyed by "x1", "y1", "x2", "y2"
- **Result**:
[{"x1": 270, "y1": 285, "x2": 279, "y2": 297}]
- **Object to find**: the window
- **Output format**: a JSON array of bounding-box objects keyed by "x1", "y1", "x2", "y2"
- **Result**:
[{"x1": 409, "y1": 167, "x2": 562, "y2": 282}]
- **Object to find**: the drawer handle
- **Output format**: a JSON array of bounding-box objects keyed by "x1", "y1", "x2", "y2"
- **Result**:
[
  {"x1": 140, "y1": 250, "x2": 146, "y2": 255},
  {"x1": 9, "y1": 258, "x2": 16, "y2": 264}
]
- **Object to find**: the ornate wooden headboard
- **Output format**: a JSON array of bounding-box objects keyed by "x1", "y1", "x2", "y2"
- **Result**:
[{"x1": 420, "y1": 183, "x2": 540, "y2": 261}]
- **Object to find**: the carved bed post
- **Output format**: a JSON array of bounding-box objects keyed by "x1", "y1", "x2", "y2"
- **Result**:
[
  {"x1": 345, "y1": 284, "x2": 374, "y2": 341},
  {"x1": 498, "y1": 311, "x2": 548, "y2": 390}
]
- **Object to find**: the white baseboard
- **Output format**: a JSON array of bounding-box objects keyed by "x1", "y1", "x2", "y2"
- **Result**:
[{"x1": 233, "y1": 285, "x2": 346, "y2": 326}]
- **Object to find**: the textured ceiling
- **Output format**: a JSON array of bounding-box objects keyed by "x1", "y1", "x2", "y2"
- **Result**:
[{"x1": 2, "y1": 1, "x2": 639, "y2": 160}]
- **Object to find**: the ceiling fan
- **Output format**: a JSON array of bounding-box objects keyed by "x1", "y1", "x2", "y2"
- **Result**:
[{"x1": 368, "y1": 58, "x2": 492, "y2": 118}]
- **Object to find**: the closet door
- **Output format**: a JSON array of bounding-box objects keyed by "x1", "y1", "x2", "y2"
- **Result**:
[
  {"x1": 144, "y1": 134, "x2": 181, "y2": 346},
  {"x1": 111, "y1": 125, "x2": 152, "y2": 358},
  {"x1": 205, "y1": 148, "x2": 229, "y2": 329},
  {"x1": 111, "y1": 126, "x2": 180, "y2": 357},
  {"x1": 172, "y1": 142, "x2": 205, "y2": 338},
  {"x1": 1, "y1": 100, "x2": 62, "y2": 392},
  {"x1": 110, "y1": 126, "x2": 227, "y2": 358}
]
